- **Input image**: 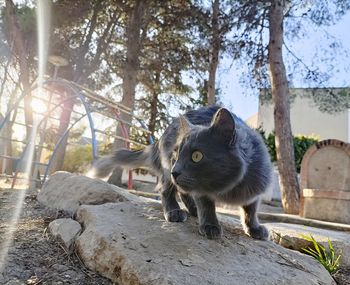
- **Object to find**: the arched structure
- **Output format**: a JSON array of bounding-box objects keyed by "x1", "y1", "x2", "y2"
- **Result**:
[
  {"x1": 300, "y1": 139, "x2": 350, "y2": 223},
  {"x1": 0, "y1": 79, "x2": 153, "y2": 189}
]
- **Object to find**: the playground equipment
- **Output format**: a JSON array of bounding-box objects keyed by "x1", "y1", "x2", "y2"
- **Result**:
[{"x1": 0, "y1": 78, "x2": 153, "y2": 189}]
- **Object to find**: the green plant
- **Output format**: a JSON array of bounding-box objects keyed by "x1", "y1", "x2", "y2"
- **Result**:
[
  {"x1": 300, "y1": 234, "x2": 342, "y2": 274},
  {"x1": 257, "y1": 127, "x2": 319, "y2": 172},
  {"x1": 62, "y1": 145, "x2": 93, "y2": 173},
  {"x1": 293, "y1": 135, "x2": 319, "y2": 172}
]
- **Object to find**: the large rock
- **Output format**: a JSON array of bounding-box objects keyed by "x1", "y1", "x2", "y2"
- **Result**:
[
  {"x1": 267, "y1": 222, "x2": 350, "y2": 267},
  {"x1": 76, "y1": 202, "x2": 335, "y2": 285},
  {"x1": 38, "y1": 171, "x2": 144, "y2": 213}
]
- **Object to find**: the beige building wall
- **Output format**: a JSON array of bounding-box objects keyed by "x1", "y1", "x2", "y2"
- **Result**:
[{"x1": 257, "y1": 89, "x2": 350, "y2": 142}]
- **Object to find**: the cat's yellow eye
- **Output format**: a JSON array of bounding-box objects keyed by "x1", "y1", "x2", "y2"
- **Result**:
[{"x1": 191, "y1": 151, "x2": 203, "y2": 163}]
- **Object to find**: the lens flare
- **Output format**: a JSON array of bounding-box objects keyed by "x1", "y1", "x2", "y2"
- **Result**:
[
  {"x1": 31, "y1": 97, "x2": 47, "y2": 114},
  {"x1": 0, "y1": 0, "x2": 50, "y2": 274}
]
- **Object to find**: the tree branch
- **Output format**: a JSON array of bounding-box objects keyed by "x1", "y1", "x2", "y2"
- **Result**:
[
  {"x1": 74, "y1": 0, "x2": 103, "y2": 82},
  {"x1": 0, "y1": 53, "x2": 12, "y2": 101}
]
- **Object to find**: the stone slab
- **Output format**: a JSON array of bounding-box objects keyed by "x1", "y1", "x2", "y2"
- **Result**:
[
  {"x1": 75, "y1": 202, "x2": 335, "y2": 285},
  {"x1": 38, "y1": 171, "x2": 151, "y2": 214}
]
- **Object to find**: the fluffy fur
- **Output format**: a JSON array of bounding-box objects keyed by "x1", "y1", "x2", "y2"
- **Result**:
[{"x1": 91, "y1": 106, "x2": 272, "y2": 240}]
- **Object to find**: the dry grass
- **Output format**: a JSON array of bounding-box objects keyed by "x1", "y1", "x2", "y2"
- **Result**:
[{"x1": 0, "y1": 185, "x2": 113, "y2": 285}]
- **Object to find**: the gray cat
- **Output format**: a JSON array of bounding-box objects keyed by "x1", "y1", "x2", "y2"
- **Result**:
[{"x1": 92, "y1": 106, "x2": 272, "y2": 240}]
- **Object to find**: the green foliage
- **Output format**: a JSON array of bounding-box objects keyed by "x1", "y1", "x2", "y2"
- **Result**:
[
  {"x1": 260, "y1": 89, "x2": 350, "y2": 114},
  {"x1": 257, "y1": 127, "x2": 318, "y2": 172},
  {"x1": 293, "y1": 135, "x2": 319, "y2": 172},
  {"x1": 258, "y1": 128, "x2": 277, "y2": 162},
  {"x1": 62, "y1": 145, "x2": 93, "y2": 173},
  {"x1": 307, "y1": 89, "x2": 350, "y2": 114},
  {"x1": 300, "y1": 234, "x2": 342, "y2": 274},
  {"x1": 1, "y1": 3, "x2": 37, "y2": 65}
]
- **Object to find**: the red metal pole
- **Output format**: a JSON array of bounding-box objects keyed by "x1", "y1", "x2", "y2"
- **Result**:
[{"x1": 128, "y1": 169, "x2": 132, "y2": 190}]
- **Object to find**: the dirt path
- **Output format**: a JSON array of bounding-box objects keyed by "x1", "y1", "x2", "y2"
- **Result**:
[{"x1": 0, "y1": 185, "x2": 113, "y2": 285}]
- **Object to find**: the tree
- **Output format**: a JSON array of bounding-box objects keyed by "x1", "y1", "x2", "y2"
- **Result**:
[
  {"x1": 138, "y1": 0, "x2": 195, "y2": 138},
  {"x1": 207, "y1": 0, "x2": 220, "y2": 105},
  {"x1": 105, "y1": 0, "x2": 150, "y2": 186},
  {"x1": 107, "y1": 0, "x2": 200, "y2": 184},
  {"x1": 1, "y1": 0, "x2": 127, "y2": 174},
  {"x1": 268, "y1": 0, "x2": 299, "y2": 213},
  {"x1": 4, "y1": 0, "x2": 34, "y2": 139},
  {"x1": 48, "y1": 0, "x2": 122, "y2": 172},
  {"x1": 1, "y1": 1, "x2": 37, "y2": 176},
  {"x1": 1, "y1": 0, "x2": 200, "y2": 181},
  {"x1": 0, "y1": 44, "x2": 17, "y2": 175},
  {"x1": 191, "y1": 0, "x2": 236, "y2": 105},
  {"x1": 228, "y1": 0, "x2": 350, "y2": 214}
]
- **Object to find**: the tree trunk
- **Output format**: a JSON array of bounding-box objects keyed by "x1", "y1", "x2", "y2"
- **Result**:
[
  {"x1": 207, "y1": 0, "x2": 220, "y2": 106},
  {"x1": 3, "y1": 85, "x2": 20, "y2": 175},
  {"x1": 5, "y1": 0, "x2": 33, "y2": 140},
  {"x1": 0, "y1": 114, "x2": 6, "y2": 174},
  {"x1": 49, "y1": 94, "x2": 74, "y2": 173},
  {"x1": 148, "y1": 71, "x2": 160, "y2": 136},
  {"x1": 74, "y1": 0, "x2": 102, "y2": 83},
  {"x1": 268, "y1": 0, "x2": 300, "y2": 214},
  {"x1": 3, "y1": 121, "x2": 14, "y2": 175},
  {"x1": 121, "y1": 0, "x2": 146, "y2": 115},
  {"x1": 0, "y1": 121, "x2": 7, "y2": 175},
  {"x1": 148, "y1": 91, "x2": 159, "y2": 136},
  {"x1": 108, "y1": 0, "x2": 147, "y2": 186}
]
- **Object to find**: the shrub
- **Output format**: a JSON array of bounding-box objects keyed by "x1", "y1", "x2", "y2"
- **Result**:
[
  {"x1": 257, "y1": 127, "x2": 319, "y2": 172},
  {"x1": 293, "y1": 135, "x2": 319, "y2": 172},
  {"x1": 62, "y1": 145, "x2": 93, "y2": 173}
]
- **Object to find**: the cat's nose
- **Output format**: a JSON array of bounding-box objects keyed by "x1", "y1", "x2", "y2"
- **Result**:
[{"x1": 171, "y1": 171, "x2": 181, "y2": 180}]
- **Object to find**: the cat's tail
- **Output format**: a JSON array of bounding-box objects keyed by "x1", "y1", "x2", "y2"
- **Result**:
[{"x1": 89, "y1": 145, "x2": 160, "y2": 178}]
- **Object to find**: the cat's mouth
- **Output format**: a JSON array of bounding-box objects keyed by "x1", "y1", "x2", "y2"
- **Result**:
[{"x1": 172, "y1": 176, "x2": 195, "y2": 193}]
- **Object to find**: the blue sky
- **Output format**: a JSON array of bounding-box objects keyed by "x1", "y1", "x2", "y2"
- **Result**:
[{"x1": 219, "y1": 12, "x2": 350, "y2": 120}]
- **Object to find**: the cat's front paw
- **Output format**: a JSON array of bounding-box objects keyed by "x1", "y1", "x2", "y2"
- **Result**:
[
  {"x1": 199, "y1": 224, "x2": 222, "y2": 239},
  {"x1": 164, "y1": 209, "x2": 187, "y2": 222},
  {"x1": 245, "y1": 225, "x2": 269, "y2": 240}
]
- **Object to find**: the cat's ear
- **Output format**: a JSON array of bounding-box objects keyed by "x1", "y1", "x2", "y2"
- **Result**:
[
  {"x1": 210, "y1": 108, "x2": 236, "y2": 145},
  {"x1": 178, "y1": 115, "x2": 193, "y2": 136}
]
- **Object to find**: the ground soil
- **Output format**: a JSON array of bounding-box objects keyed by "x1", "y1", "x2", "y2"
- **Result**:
[
  {"x1": 0, "y1": 181, "x2": 349, "y2": 285},
  {"x1": 0, "y1": 184, "x2": 113, "y2": 285},
  {"x1": 333, "y1": 267, "x2": 350, "y2": 285}
]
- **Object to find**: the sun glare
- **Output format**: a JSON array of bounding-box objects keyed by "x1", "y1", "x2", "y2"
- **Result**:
[
  {"x1": 0, "y1": 0, "x2": 50, "y2": 275},
  {"x1": 31, "y1": 97, "x2": 47, "y2": 114}
]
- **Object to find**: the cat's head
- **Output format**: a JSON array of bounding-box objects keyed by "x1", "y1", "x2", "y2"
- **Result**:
[{"x1": 171, "y1": 108, "x2": 245, "y2": 195}]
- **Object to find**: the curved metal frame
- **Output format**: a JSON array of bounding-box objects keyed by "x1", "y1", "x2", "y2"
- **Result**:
[
  {"x1": 1, "y1": 79, "x2": 98, "y2": 187},
  {"x1": 10, "y1": 93, "x2": 80, "y2": 188},
  {"x1": 43, "y1": 80, "x2": 98, "y2": 160},
  {"x1": 0, "y1": 78, "x2": 154, "y2": 188}
]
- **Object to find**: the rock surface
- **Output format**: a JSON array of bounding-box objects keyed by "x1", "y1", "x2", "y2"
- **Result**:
[
  {"x1": 38, "y1": 171, "x2": 142, "y2": 213},
  {"x1": 267, "y1": 222, "x2": 350, "y2": 267},
  {"x1": 48, "y1": 218, "x2": 82, "y2": 249},
  {"x1": 39, "y1": 172, "x2": 337, "y2": 284},
  {"x1": 76, "y1": 202, "x2": 336, "y2": 285}
]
